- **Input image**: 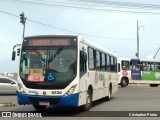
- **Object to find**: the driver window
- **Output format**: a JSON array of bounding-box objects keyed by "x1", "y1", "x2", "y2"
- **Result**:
[{"x1": 122, "y1": 61, "x2": 129, "y2": 70}]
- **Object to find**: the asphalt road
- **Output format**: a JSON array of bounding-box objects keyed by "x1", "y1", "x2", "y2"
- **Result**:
[{"x1": 0, "y1": 85, "x2": 160, "y2": 120}]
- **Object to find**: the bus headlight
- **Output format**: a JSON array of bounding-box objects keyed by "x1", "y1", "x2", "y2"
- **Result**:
[
  {"x1": 64, "y1": 84, "x2": 77, "y2": 96},
  {"x1": 18, "y1": 83, "x2": 24, "y2": 93}
]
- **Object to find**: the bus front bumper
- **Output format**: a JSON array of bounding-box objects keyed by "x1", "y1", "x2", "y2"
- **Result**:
[{"x1": 17, "y1": 92, "x2": 79, "y2": 107}]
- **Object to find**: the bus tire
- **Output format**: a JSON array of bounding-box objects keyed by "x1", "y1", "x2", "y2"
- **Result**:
[
  {"x1": 121, "y1": 78, "x2": 128, "y2": 87},
  {"x1": 33, "y1": 105, "x2": 47, "y2": 110},
  {"x1": 150, "y1": 84, "x2": 158, "y2": 87},
  {"x1": 82, "y1": 89, "x2": 92, "y2": 111}
]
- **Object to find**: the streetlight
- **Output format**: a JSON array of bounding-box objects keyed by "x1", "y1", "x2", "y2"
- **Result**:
[{"x1": 136, "y1": 20, "x2": 145, "y2": 59}]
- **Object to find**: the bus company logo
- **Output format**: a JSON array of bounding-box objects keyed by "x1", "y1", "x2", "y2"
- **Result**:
[
  {"x1": 155, "y1": 72, "x2": 160, "y2": 79},
  {"x1": 99, "y1": 73, "x2": 106, "y2": 86},
  {"x1": 122, "y1": 70, "x2": 128, "y2": 76},
  {"x1": 99, "y1": 73, "x2": 105, "y2": 81},
  {"x1": 108, "y1": 74, "x2": 111, "y2": 81},
  {"x1": 43, "y1": 91, "x2": 46, "y2": 95},
  {"x1": 28, "y1": 90, "x2": 39, "y2": 95},
  {"x1": 144, "y1": 71, "x2": 150, "y2": 74},
  {"x1": 94, "y1": 71, "x2": 98, "y2": 85}
]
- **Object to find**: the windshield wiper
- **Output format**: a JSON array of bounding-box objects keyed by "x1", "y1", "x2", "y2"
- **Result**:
[{"x1": 48, "y1": 47, "x2": 63, "y2": 63}]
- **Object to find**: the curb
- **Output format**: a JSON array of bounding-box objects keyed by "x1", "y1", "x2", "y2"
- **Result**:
[{"x1": 0, "y1": 102, "x2": 15, "y2": 107}]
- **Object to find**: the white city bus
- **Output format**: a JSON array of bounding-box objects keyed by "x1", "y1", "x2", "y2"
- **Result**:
[
  {"x1": 118, "y1": 58, "x2": 131, "y2": 87},
  {"x1": 118, "y1": 58, "x2": 160, "y2": 87},
  {"x1": 12, "y1": 35, "x2": 118, "y2": 110}
]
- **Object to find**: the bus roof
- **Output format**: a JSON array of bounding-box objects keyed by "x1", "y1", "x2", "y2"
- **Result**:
[
  {"x1": 23, "y1": 35, "x2": 117, "y2": 57},
  {"x1": 141, "y1": 59, "x2": 160, "y2": 63},
  {"x1": 118, "y1": 57, "x2": 131, "y2": 61},
  {"x1": 117, "y1": 58, "x2": 140, "y2": 62},
  {"x1": 131, "y1": 58, "x2": 140, "y2": 62},
  {"x1": 117, "y1": 57, "x2": 160, "y2": 63},
  {"x1": 78, "y1": 36, "x2": 117, "y2": 57},
  {"x1": 24, "y1": 35, "x2": 78, "y2": 39}
]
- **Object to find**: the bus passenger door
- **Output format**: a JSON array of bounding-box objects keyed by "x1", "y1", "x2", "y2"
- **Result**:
[{"x1": 78, "y1": 46, "x2": 88, "y2": 106}]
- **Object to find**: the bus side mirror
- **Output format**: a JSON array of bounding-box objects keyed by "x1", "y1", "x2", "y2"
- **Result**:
[
  {"x1": 17, "y1": 49, "x2": 20, "y2": 56},
  {"x1": 12, "y1": 44, "x2": 21, "y2": 61},
  {"x1": 12, "y1": 51, "x2": 16, "y2": 61}
]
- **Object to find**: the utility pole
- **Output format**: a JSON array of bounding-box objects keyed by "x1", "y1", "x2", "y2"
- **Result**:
[
  {"x1": 136, "y1": 20, "x2": 144, "y2": 59},
  {"x1": 136, "y1": 20, "x2": 139, "y2": 59},
  {"x1": 20, "y1": 12, "x2": 26, "y2": 38}
]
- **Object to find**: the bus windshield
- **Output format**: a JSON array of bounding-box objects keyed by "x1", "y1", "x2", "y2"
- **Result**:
[{"x1": 20, "y1": 47, "x2": 77, "y2": 84}]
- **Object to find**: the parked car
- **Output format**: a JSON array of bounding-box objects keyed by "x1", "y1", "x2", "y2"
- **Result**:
[{"x1": 0, "y1": 76, "x2": 17, "y2": 94}]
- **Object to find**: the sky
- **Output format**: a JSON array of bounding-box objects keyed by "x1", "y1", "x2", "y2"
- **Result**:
[{"x1": 0, "y1": 0, "x2": 160, "y2": 72}]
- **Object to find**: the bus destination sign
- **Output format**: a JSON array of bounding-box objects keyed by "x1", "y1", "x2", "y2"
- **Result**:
[{"x1": 28, "y1": 39, "x2": 70, "y2": 46}]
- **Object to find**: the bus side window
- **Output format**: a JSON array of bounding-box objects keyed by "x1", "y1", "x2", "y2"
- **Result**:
[
  {"x1": 158, "y1": 63, "x2": 160, "y2": 71},
  {"x1": 88, "y1": 47, "x2": 95, "y2": 71},
  {"x1": 118, "y1": 63, "x2": 120, "y2": 72},
  {"x1": 106, "y1": 54, "x2": 111, "y2": 72},
  {"x1": 137, "y1": 64, "x2": 141, "y2": 70}
]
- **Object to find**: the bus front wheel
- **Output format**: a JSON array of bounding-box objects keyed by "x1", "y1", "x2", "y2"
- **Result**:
[
  {"x1": 82, "y1": 89, "x2": 92, "y2": 111},
  {"x1": 121, "y1": 78, "x2": 128, "y2": 87},
  {"x1": 33, "y1": 104, "x2": 47, "y2": 110}
]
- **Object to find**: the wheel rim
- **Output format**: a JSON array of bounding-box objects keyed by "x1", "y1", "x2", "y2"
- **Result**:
[{"x1": 122, "y1": 79, "x2": 127, "y2": 85}]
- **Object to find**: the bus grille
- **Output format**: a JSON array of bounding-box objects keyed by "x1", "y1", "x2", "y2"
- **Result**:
[{"x1": 24, "y1": 82, "x2": 68, "y2": 89}]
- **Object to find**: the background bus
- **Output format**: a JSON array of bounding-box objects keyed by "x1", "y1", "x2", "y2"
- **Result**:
[
  {"x1": 118, "y1": 58, "x2": 160, "y2": 87},
  {"x1": 12, "y1": 35, "x2": 118, "y2": 111}
]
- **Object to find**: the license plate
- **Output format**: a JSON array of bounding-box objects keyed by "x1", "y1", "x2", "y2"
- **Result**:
[{"x1": 39, "y1": 101, "x2": 49, "y2": 106}]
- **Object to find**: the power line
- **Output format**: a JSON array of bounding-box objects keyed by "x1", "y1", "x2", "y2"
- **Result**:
[
  {"x1": 141, "y1": 36, "x2": 160, "y2": 45},
  {"x1": 68, "y1": 0, "x2": 160, "y2": 10},
  {"x1": 2, "y1": 0, "x2": 160, "y2": 14},
  {"x1": 0, "y1": 10, "x2": 19, "y2": 18},
  {"x1": 0, "y1": 9, "x2": 135, "y2": 41},
  {"x1": 7, "y1": 0, "x2": 160, "y2": 11}
]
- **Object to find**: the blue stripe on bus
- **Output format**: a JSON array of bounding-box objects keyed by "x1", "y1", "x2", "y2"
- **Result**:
[{"x1": 17, "y1": 91, "x2": 79, "y2": 107}]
